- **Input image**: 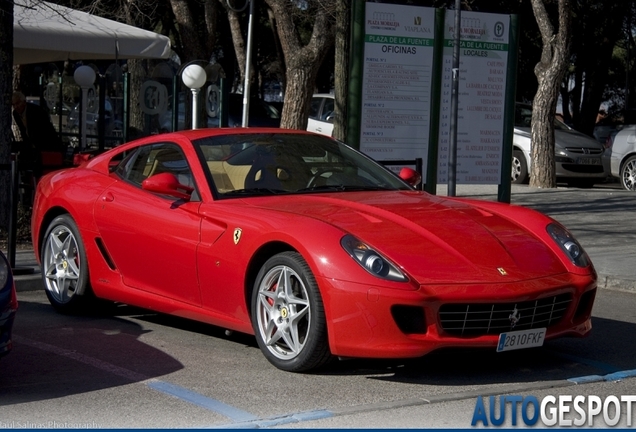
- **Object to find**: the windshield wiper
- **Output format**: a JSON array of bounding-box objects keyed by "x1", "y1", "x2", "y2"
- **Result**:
[
  {"x1": 223, "y1": 188, "x2": 287, "y2": 196},
  {"x1": 297, "y1": 185, "x2": 392, "y2": 193}
]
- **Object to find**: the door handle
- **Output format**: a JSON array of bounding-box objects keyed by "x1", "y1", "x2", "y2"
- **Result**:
[{"x1": 102, "y1": 192, "x2": 114, "y2": 202}]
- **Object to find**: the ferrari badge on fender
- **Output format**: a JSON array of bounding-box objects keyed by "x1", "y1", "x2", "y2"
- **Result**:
[{"x1": 233, "y1": 228, "x2": 242, "y2": 244}]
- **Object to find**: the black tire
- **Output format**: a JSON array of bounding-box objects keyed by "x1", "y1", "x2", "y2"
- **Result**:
[
  {"x1": 41, "y1": 214, "x2": 93, "y2": 313},
  {"x1": 620, "y1": 155, "x2": 636, "y2": 191},
  {"x1": 511, "y1": 150, "x2": 528, "y2": 184},
  {"x1": 251, "y1": 251, "x2": 331, "y2": 372}
]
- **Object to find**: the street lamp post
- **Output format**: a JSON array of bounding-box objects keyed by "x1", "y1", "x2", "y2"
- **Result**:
[
  {"x1": 182, "y1": 64, "x2": 207, "y2": 129},
  {"x1": 73, "y1": 65, "x2": 96, "y2": 150},
  {"x1": 242, "y1": 0, "x2": 255, "y2": 127}
]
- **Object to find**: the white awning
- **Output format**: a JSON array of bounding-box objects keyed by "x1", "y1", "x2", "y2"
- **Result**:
[{"x1": 14, "y1": 1, "x2": 171, "y2": 65}]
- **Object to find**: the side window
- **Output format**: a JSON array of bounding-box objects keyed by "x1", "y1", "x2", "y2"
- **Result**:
[
  {"x1": 308, "y1": 97, "x2": 323, "y2": 120},
  {"x1": 115, "y1": 146, "x2": 152, "y2": 185},
  {"x1": 115, "y1": 143, "x2": 198, "y2": 198},
  {"x1": 320, "y1": 98, "x2": 334, "y2": 122}
]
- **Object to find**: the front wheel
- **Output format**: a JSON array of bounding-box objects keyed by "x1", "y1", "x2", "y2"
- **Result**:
[
  {"x1": 251, "y1": 252, "x2": 331, "y2": 372},
  {"x1": 620, "y1": 156, "x2": 636, "y2": 190},
  {"x1": 511, "y1": 150, "x2": 528, "y2": 184},
  {"x1": 41, "y1": 214, "x2": 92, "y2": 313}
]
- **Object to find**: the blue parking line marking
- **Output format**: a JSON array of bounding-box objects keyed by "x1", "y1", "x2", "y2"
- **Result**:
[
  {"x1": 604, "y1": 369, "x2": 636, "y2": 381},
  {"x1": 147, "y1": 380, "x2": 259, "y2": 423},
  {"x1": 567, "y1": 375, "x2": 604, "y2": 384},
  {"x1": 568, "y1": 369, "x2": 636, "y2": 385}
]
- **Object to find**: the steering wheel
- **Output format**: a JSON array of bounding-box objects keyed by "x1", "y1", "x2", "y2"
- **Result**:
[{"x1": 306, "y1": 168, "x2": 344, "y2": 188}]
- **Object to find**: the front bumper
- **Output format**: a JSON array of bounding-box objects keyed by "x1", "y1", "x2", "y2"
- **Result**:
[
  {"x1": 320, "y1": 272, "x2": 596, "y2": 359},
  {"x1": 555, "y1": 157, "x2": 606, "y2": 180}
]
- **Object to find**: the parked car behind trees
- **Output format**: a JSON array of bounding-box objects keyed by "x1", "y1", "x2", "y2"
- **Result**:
[
  {"x1": 605, "y1": 126, "x2": 636, "y2": 190},
  {"x1": 512, "y1": 103, "x2": 607, "y2": 187}
]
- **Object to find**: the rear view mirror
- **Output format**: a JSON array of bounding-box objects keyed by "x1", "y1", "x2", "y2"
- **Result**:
[
  {"x1": 142, "y1": 172, "x2": 193, "y2": 200},
  {"x1": 399, "y1": 167, "x2": 422, "y2": 187}
]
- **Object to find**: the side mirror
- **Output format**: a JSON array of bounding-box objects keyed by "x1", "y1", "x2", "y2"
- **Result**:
[
  {"x1": 399, "y1": 167, "x2": 422, "y2": 188},
  {"x1": 142, "y1": 172, "x2": 193, "y2": 200}
]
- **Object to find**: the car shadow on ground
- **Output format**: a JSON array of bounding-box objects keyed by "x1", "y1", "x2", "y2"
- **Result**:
[{"x1": 0, "y1": 299, "x2": 184, "y2": 406}]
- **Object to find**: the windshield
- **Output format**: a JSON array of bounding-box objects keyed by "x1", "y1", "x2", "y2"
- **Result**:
[
  {"x1": 193, "y1": 133, "x2": 412, "y2": 198},
  {"x1": 515, "y1": 103, "x2": 569, "y2": 130}
]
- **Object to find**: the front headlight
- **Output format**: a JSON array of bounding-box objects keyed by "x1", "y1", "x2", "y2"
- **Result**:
[
  {"x1": 0, "y1": 253, "x2": 9, "y2": 288},
  {"x1": 341, "y1": 235, "x2": 408, "y2": 282},
  {"x1": 547, "y1": 223, "x2": 590, "y2": 267}
]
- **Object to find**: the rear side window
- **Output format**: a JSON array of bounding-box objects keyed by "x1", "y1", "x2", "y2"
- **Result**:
[{"x1": 308, "y1": 98, "x2": 323, "y2": 120}]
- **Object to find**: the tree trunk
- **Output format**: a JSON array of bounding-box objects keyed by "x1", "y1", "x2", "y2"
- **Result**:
[
  {"x1": 333, "y1": 0, "x2": 349, "y2": 141},
  {"x1": 0, "y1": 0, "x2": 14, "y2": 232},
  {"x1": 169, "y1": 0, "x2": 207, "y2": 62},
  {"x1": 226, "y1": 7, "x2": 248, "y2": 91},
  {"x1": 127, "y1": 59, "x2": 147, "y2": 138},
  {"x1": 267, "y1": 7, "x2": 286, "y2": 94},
  {"x1": 530, "y1": 0, "x2": 572, "y2": 188},
  {"x1": 203, "y1": 0, "x2": 219, "y2": 56},
  {"x1": 264, "y1": 0, "x2": 335, "y2": 130}
]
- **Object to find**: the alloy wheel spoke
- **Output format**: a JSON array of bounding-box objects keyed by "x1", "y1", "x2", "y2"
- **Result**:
[
  {"x1": 280, "y1": 328, "x2": 300, "y2": 354},
  {"x1": 265, "y1": 323, "x2": 284, "y2": 347}
]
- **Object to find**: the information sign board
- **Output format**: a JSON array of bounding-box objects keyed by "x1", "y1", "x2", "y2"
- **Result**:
[
  {"x1": 437, "y1": 11, "x2": 510, "y2": 184},
  {"x1": 360, "y1": 3, "x2": 436, "y2": 175}
]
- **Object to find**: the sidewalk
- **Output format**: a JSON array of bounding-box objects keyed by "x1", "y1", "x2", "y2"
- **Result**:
[{"x1": 6, "y1": 182, "x2": 636, "y2": 292}]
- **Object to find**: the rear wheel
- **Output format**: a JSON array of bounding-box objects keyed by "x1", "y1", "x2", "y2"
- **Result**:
[
  {"x1": 620, "y1": 156, "x2": 636, "y2": 190},
  {"x1": 511, "y1": 150, "x2": 528, "y2": 184},
  {"x1": 41, "y1": 215, "x2": 92, "y2": 313},
  {"x1": 251, "y1": 252, "x2": 331, "y2": 372}
]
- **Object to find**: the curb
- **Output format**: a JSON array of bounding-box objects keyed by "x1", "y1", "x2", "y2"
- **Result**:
[
  {"x1": 14, "y1": 273, "x2": 42, "y2": 292},
  {"x1": 597, "y1": 275, "x2": 636, "y2": 293}
]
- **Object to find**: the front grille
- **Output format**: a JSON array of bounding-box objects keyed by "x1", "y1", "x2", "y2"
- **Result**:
[
  {"x1": 439, "y1": 293, "x2": 572, "y2": 337},
  {"x1": 565, "y1": 147, "x2": 603, "y2": 156}
]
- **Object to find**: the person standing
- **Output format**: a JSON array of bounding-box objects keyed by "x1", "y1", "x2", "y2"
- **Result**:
[{"x1": 11, "y1": 91, "x2": 63, "y2": 178}]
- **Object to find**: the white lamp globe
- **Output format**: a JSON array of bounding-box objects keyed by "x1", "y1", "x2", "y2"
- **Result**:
[
  {"x1": 74, "y1": 65, "x2": 96, "y2": 88},
  {"x1": 182, "y1": 64, "x2": 207, "y2": 89}
]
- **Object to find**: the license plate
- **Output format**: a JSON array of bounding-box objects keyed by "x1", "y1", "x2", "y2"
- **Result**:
[
  {"x1": 497, "y1": 328, "x2": 546, "y2": 352},
  {"x1": 576, "y1": 157, "x2": 601, "y2": 165}
]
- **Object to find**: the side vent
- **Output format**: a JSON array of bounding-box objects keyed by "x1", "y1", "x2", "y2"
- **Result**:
[{"x1": 95, "y1": 238, "x2": 117, "y2": 270}]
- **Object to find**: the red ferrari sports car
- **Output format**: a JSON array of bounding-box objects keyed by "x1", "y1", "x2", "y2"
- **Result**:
[{"x1": 31, "y1": 128, "x2": 597, "y2": 372}]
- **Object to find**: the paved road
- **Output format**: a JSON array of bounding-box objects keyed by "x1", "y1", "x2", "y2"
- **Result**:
[{"x1": 2, "y1": 285, "x2": 635, "y2": 428}]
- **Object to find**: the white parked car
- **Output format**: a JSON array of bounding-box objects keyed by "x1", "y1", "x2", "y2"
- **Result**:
[
  {"x1": 606, "y1": 125, "x2": 636, "y2": 190},
  {"x1": 511, "y1": 103, "x2": 607, "y2": 187},
  {"x1": 306, "y1": 93, "x2": 335, "y2": 137}
]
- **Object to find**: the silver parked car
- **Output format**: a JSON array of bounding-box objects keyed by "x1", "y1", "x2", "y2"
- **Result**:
[
  {"x1": 512, "y1": 103, "x2": 608, "y2": 187},
  {"x1": 605, "y1": 125, "x2": 636, "y2": 190}
]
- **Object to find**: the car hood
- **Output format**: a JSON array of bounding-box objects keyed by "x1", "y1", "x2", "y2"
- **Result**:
[
  {"x1": 248, "y1": 191, "x2": 566, "y2": 285},
  {"x1": 515, "y1": 126, "x2": 602, "y2": 150}
]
